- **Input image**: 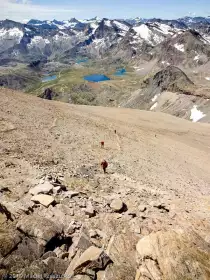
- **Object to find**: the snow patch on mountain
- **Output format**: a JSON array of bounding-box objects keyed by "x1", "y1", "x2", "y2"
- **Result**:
[
  {"x1": 134, "y1": 24, "x2": 151, "y2": 41},
  {"x1": 0, "y1": 28, "x2": 23, "y2": 43},
  {"x1": 190, "y1": 105, "x2": 206, "y2": 122},
  {"x1": 113, "y1": 21, "x2": 130, "y2": 31},
  {"x1": 174, "y1": 43, "x2": 185, "y2": 52},
  {"x1": 28, "y1": 36, "x2": 50, "y2": 48},
  {"x1": 151, "y1": 94, "x2": 160, "y2": 102},
  {"x1": 133, "y1": 23, "x2": 168, "y2": 45},
  {"x1": 104, "y1": 20, "x2": 112, "y2": 27},
  {"x1": 150, "y1": 102, "x2": 158, "y2": 110},
  {"x1": 156, "y1": 23, "x2": 174, "y2": 34},
  {"x1": 93, "y1": 38, "x2": 106, "y2": 48},
  {"x1": 162, "y1": 61, "x2": 170, "y2": 66},
  {"x1": 194, "y1": 54, "x2": 200, "y2": 61}
]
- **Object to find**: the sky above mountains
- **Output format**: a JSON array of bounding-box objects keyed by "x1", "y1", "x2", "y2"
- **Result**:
[{"x1": 1, "y1": 0, "x2": 210, "y2": 21}]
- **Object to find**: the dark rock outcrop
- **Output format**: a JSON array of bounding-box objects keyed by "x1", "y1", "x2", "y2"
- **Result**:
[{"x1": 38, "y1": 88, "x2": 59, "y2": 100}]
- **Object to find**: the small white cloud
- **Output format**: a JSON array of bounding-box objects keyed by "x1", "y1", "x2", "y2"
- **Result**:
[{"x1": 0, "y1": 0, "x2": 82, "y2": 21}]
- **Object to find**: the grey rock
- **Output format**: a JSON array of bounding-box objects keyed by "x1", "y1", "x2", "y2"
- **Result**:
[
  {"x1": 16, "y1": 214, "x2": 61, "y2": 245},
  {"x1": 78, "y1": 199, "x2": 87, "y2": 208},
  {"x1": 66, "y1": 221, "x2": 82, "y2": 235},
  {"x1": 41, "y1": 251, "x2": 57, "y2": 260},
  {"x1": 17, "y1": 260, "x2": 50, "y2": 280},
  {"x1": 29, "y1": 182, "x2": 54, "y2": 196},
  {"x1": 1, "y1": 197, "x2": 33, "y2": 219},
  {"x1": 53, "y1": 186, "x2": 62, "y2": 194},
  {"x1": 0, "y1": 227, "x2": 22, "y2": 257},
  {"x1": 89, "y1": 230, "x2": 98, "y2": 238},
  {"x1": 54, "y1": 204, "x2": 74, "y2": 216},
  {"x1": 3, "y1": 237, "x2": 45, "y2": 274},
  {"x1": 31, "y1": 194, "x2": 55, "y2": 207},
  {"x1": 43, "y1": 256, "x2": 69, "y2": 275},
  {"x1": 138, "y1": 205, "x2": 147, "y2": 212},
  {"x1": 127, "y1": 207, "x2": 136, "y2": 217},
  {"x1": 53, "y1": 247, "x2": 64, "y2": 257},
  {"x1": 73, "y1": 246, "x2": 111, "y2": 275},
  {"x1": 97, "y1": 234, "x2": 138, "y2": 280},
  {"x1": 75, "y1": 232, "x2": 92, "y2": 251},
  {"x1": 63, "y1": 191, "x2": 79, "y2": 199},
  {"x1": 110, "y1": 199, "x2": 124, "y2": 212},
  {"x1": 84, "y1": 202, "x2": 95, "y2": 217}
]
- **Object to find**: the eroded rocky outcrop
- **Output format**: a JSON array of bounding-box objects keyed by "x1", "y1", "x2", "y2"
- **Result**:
[{"x1": 136, "y1": 229, "x2": 210, "y2": 280}]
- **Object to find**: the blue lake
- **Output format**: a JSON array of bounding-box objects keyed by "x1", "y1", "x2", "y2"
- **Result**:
[
  {"x1": 76, "y1": 58, "x2": 89, "y2": 64},
  {"x1": 84, "y1": 74, "x2": 111, "y2": 82},
  {"x1": 114, "y1": 68, "x2": 126, "y2": 76},
  {"x1": 42, "y1": 75, "x2": 57, "y2": 83}
]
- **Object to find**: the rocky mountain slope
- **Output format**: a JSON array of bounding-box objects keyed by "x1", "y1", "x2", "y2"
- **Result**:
[
  {"x1": 1, "y1": 88, "x2": 210, "y2": 279},
  {"x1": 121, "y1": 66, "x2": 210, "y2": 122}
]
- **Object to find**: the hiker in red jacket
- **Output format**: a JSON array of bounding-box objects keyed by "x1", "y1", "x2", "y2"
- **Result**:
[
  {"x1": 101, "y1": 141, "x2": 104, "y2": 148},
  {"x1": 101, "y1": 160, "x2": 108, "y2": 173}
]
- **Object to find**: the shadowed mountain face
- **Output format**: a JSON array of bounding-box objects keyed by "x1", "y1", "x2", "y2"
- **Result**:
[
  {"x1": 142, "y1": 66, "x2": 194, "y2": 93},
  {"x1": 122, "y1": 66, "x2": 195, "y2": 109}
]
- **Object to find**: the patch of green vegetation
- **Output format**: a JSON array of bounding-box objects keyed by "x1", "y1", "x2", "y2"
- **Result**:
[
  {"x1": 26, "y1": 59, "x2": 147, "y2": 106},
  {"x1": 71, "y1": 91, "x2": 97, "y2": 105}
]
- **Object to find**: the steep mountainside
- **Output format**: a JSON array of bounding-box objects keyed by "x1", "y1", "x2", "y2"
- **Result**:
[{"x1": 1, "y1": 88, "x2": 210, "y2": 279}]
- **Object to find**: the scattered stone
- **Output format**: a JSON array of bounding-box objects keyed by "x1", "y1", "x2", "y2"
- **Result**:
[
  {"x1": 60, "y1": 252, "x2": 69, "y2": 259},
  {"x1": 31, "y1": 194, "x2": 55, "y2": 207},
  {"x1": 54, "y1": 247, "x2": 64, "y2": 258},
  {"x1": 73, "y1": 246, "x2": 111, "y2": 275},
  {"x1": 110, "y1": 199, "x2": 124, "y2": 212},
  {"x1": 127, "y1": 207, "x2": 136, "y2": 218},
  {"x1": 115, "y1": 213, "x2": 122, "y2": 219},
  {"x1": 134, "y1": 226, "x2": 141, "y2": 234},
  {"x1": 41, "y1": 251, "x2": 57, "y2": 260},
  {"x1": 96, "y1": 230, "x2": 106, "y2": 239},
  {"x1": 78, "y1": 199, "x2": 87, "y2": 208},
  {"x1": 66, "y1": 221, "x2": 82, "y2": 235},
  {"x1": 63, "y1": 191, "x2": 79, "y2": 199},
  {"x1": 29, "y1": 182, "x2": 54, "y2": 196},
  {"x1": 84, "y1": 202, "x2": 95, "y2": 218},
  {"x1": 150, "y1": 201, "x2": 169, "y2": 212},
  {"x1": 53, "y1": 186, "x2": 62, "y2": 194},
  {"x1": 89, "y1": 230, "x2": 98, "y2": 238},
  {"x1": 0, "y1": 185, "x2": 11, "y2": 193},
  {"x1": 55, "y1": 204, "x2": 74, "y2": 216},
  {"x1": 138, "y1": 205, "x2": 147, "y2": 212}
]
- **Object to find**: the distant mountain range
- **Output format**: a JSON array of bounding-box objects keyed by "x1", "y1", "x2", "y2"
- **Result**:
[{"x1": 1, "y1": 15, "x2": 210, "y2": 67}]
